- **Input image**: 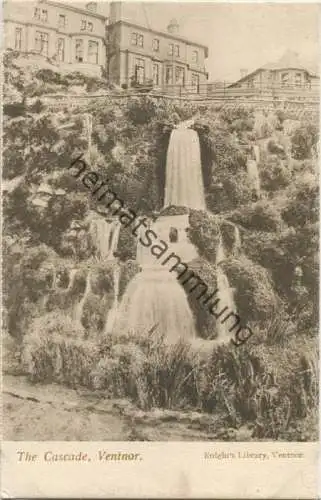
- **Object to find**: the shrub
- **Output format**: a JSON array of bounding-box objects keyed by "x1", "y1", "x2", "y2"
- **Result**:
[
  {"x1": 291, "y1": 124, "x2": 319, "y2": 160},
  {"x1": 23, "y1": 313, "x2": 98, "y2": 387},
  {"x1": 220, "y1": 220, "x2": 241, "y2": 256},
  {"x1": 230, "y1": 200, "x2": 282, "y2": 232},
  {"x1": 28, "y1": 99, "x2": 44, "y2": 114},
  {"x1": 126, "y1": 97, "x2": 156, "y2": 125},
  {"x1": 282, "y1": 174, "x2": 318, "y2": 227},
  {"x1": 4, "y1": 101, "x2": 26, "y2": 118},
  {"x1": 159, "y1": 205, "x2": 189, "y2": 216},
  {"x1": 221, "y1": 256, "x2": 278, "y2": 325},
  {"x1": 188, "y1": 210, "x2": 220, "y2": 263},
  {"x1": 206, "y1": 170, "x2": 253, "y2": 213},
  {"x1": 116, "y1": 225, "x2": 137, "y2": 261},
  {"x1": 183, "y1": 258, "x2": 218, "y2": 339},
  {"x1": 119, "y1": 260, "x2": 140, "y2": 298},
  {"x1": 260, "y1": 156, "x2": 291, "y2": 191}
]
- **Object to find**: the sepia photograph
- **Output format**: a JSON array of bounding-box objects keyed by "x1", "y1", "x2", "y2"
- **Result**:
[{"x1": 2, "y1": 0, "x2": 319, "y2": 468}]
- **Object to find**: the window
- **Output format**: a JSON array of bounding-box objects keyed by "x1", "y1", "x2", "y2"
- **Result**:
[
  {"x1": 152, "y1": 63, "x2": 160, "y2": 85},
  {"x1": 35, "y1": 31, "x2": 49, "y2": 56},
  {"x1": 165, "y1": 65, "x2": 173, "y2": 85},
  {"x1": 174, "y1": 44, "x2": 180, "y2": 57},
  {"x1": 15, "y1": 27, "x2": 22, "y2": 50},
  {"x1": 192, "y1": 50, "x2": 198, "y2": 63},
  {"x1": 88, "y1": 40, "x2": 99, "y2": 64},
  {"x1": 131, "y1": 32, "x2": 143, "y2": 47},
  {"x1": 58, "y1": 14, "x2": 66, "y2": 28},
  {"x1": 134, "y1": 57, "x2": 145, "y2": 83},
  {"x1": 34, "y1": 8, "x2": 40, "y2": 19},
  {"x1": 169, "y1": 227, "x2": 178, "y2": 243},
  {"x1": 281, "y1": 72, "x2": 289, "y2": 87},
  {"x1": 175, "y1": 66, "x2": 184, "y2": 85},
  {"x1": 152, "y1": 38, "x2": 159, "y2": 52},
  {"x1": 295, "y1": 72, "x2": 302, "y2": 87},
  {"x1": 57, "y1": 38, "x2": 65, "y2": 61},
  {"x1": 81, "y1": 19, "x2": 87, "y2": 31},
  {"x1": 88, "y1": 21, "x2": 93, "y2": 32},
  {"x1": 191, "y1": 73, "x2": 199, "y2": 93},
  {"x1": 40, "y1": 9, "x2": 48, "y2": 22},
  {"x1": 168, "y1": 43, "x2": 174, "y2": 56},
  {"x1": 75, "y1": 39, "x2": 84, "y2": 62}
]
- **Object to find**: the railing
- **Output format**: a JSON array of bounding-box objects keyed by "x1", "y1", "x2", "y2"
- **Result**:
[
  {"x1": 149, "y1": 81, "x2": 319, "y2": 99},
  {"x1": 33, "y1": 80, "x2": 319, "y2": 113}
]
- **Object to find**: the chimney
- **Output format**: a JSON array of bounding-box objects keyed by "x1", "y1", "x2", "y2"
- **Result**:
[
  {"x1": 240, "y1": 68, "x2": 248, "y2": 79},
  {"x1": 86, "y1": 2, "x2": 97, "y2": 13},
  {"x1": 109, "y1": 1, "x2": 122, "y2": 23},
  {"x1": 167, "y1": 18, "x2": 179, "y2": 34}
]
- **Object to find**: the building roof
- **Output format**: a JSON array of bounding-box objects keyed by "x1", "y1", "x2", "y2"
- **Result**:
[
  {"x1": 44, "y1": 0, "x2": 107, "y2": 20},
  {"x1": 229, "y1": 50, "x2": 319, "y2": 87},
  {"x1": 261, "y1": 50, "x2": 318, "y2": 74},
  {"x1": 107, "y1": 19, "x2": 209, "y2": 57}
]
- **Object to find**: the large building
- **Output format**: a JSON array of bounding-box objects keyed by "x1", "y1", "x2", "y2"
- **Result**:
[
  {"x1": 228, "y1": 51, "x2": 319, "y2": 91},
  {"x1": 106, "y1": 3, "x2": 209, "y2": 94},
  {"x1": 3, "y1": 0, "x2": 107, "y2": 76},
  {"x1": 4, "y1": 0, "x2": 209, "y2": 91}
]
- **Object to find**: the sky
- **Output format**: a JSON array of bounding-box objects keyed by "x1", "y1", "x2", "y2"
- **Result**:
[{"x1": 107, "y1": 1, "x2": 320, "y2": 82}]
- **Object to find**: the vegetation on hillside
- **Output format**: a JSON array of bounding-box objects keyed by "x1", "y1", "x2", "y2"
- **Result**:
[{"x1": 3, "y1": 50, "x2": 319, "y2": 440}]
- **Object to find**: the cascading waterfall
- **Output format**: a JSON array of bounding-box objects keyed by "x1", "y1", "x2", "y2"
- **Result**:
[
  {"x1": 233, "y1": 225, "x2": 241, "y2": 257},
  {"x1": 67, "y1": 269, "x2": 78, "y2": 290},
  {"x1": 164, "y1": 128, "x2": 206, "y2": 210},
  {"x1": 247, "y1": 156, "x2": 261, "y2": 197},
  {"x1": 136, "y1": 217, "x2": 157, "y2": 268},
  {"x1": 73, "y1": 271, "x2": 91, "y2": 324},
  {"x1": 253, "y1": 144, "x2": 260, "y2": 164},
  {"x1": 108, "y1": 221, "x2": 121, "y2": 259},
  {"x1": 112, "y1": 269, "x2": 196, "y2": 342},
  {"x1": 215, "y1": 235, "x2": 237, "y2": 341},
  {"x1": 112, "y1": 124, "x2": 206, "y2": 342},
  {"x1": 105, "y1": 265, "x2": 121, "y2": 334},
  {"x1": 90, "y1": 219, "x2": 120, "y2": 261}
]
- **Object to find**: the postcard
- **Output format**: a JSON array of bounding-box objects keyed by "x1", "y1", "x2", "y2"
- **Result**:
[{"x1": 2, "y1": 0, "x2": 319, "y2": 498}]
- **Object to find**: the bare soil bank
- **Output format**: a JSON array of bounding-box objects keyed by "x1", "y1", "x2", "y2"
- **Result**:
[{"x1": 3, "y1": 375, "x2": 252, "y2": 441}]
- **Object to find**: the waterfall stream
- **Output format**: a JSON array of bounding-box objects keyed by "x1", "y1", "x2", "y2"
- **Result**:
[
  {"x1": 67, "y1": 268, "x2": 77, "y2": 290},
  {"x1": 215, "y1": 235, "x2": 237, "y2": 342},
  {"x1": 73, "y1": 272, "x2": 91, "y2": 325},
  {"x1": 112, "y1": 269, "x2": 196, "y2": 342},
  {"x1": 112, "y1": 123, "x2": 206, "y2": 342},
  {"x1": 105, "y1": 265, "x2": 121, "y2": 334},
  {"x1": 90, "y1": 218, "x2": 120, "y2": 261},
  {"x1": 164, "y1": 128, "x2": 206, "y2": 209},
  {"x1": 233, "y1": 225, "x2": 241, "y2": 257},
  {"x1": 247, "y1": 158, "x2": 261, "y2": 197}
]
